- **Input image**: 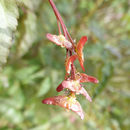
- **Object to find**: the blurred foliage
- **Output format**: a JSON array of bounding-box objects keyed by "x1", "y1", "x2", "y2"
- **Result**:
[{"x1": 0, "y1": 0, "x2": 130, "y2": 129}]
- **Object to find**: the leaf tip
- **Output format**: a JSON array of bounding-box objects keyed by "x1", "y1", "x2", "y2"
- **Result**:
[{"x1": 56, "y1": 83, "x2": 64, "y2": 92}]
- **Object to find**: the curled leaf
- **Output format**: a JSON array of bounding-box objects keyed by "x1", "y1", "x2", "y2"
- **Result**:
[
  {"x1": 42, "y1": 95, "x2": 84, "y2": 120},
  {"x1": 46, "y1": 33, "x2": 72, "y2": 49},
  {"x1": 65, "y1": 55, "x2": 77, "y2": 74},
  {"x1": 76, "y1": 36, "x2": 87, "y2": 71}
]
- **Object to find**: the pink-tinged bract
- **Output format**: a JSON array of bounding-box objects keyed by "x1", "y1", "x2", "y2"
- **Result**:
[
  {"x1": 46, "y1": 33, "x2": 72, "y2": 49},
  {"x1": 42, "y1": 95, "x2": 84, "y2": 120},
  {"x1": 57, "y1": 80, "x2": 92, "y2": 102},
  {"x1": 76, "y1": 36, "x2": 87, "y2": 71}
]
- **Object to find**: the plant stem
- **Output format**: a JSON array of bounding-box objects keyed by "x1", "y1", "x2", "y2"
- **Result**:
[
  {"x1": 57, "y1": 20, "x2": 62, "y2": 35},
  {"x1": 49, "y1": 0, "x2": 76, "y2": 80},
  {"x1": 49, "y1": 0, "x2": 67, "y2": 38},
  {"x1": 70, "y1": 51, "x2": 76, "y2": 80}
]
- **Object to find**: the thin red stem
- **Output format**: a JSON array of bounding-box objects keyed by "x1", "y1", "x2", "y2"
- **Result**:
[
  {"x1": 69, "y1": 51, "x2": 76, "y2": 80},
  {"x1": 66, "y1": 31, "x2": 75, "y2": 49},
  {"x1": 57, "y1": 20, "x2": 62, "y2": 35},
  {"x1": 49, "y1": 0, "x2": 68, "y2": 39}
]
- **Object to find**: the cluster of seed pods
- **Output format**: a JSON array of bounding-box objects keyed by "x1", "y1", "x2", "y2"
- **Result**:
[{"x1": 42, "y1": 0, "x2": 99, "y2": 120}]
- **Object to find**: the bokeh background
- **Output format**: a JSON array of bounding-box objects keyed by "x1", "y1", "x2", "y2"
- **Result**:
[{"x1": 0, "y1": 0, "x2": 129, "y2": 129}]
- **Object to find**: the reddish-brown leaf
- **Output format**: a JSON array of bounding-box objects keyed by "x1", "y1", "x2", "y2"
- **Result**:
[{"x1": 76, "y1": 36, "x2": 87, "y2": 71}]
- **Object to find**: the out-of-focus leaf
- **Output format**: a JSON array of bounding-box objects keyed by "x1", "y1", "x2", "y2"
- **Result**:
[
  {"x1": 0, "y1": 0, "x2": 19, "y2": 68},
  {"x1": 89, "y1": 21, "x2": 106, "y2": 42},
  {"x1": 0, "y1": 98, "x2": 23, "y2": 124},
  {"x1": 8, "y1": 81, "x2": 25, "y2": 109},
  {"x1": 17, "y1": 0, "x2": 42, "y2": 11},
  {"x1": 15, "y1": 65, "x2": 39, "y2": 82},
  {"x1": 37, "y1": 77, "x2": 51, "y2": 97},
  {"x1": 93, "y1": 62, "x2": 113, "y2": 98},
  {"x1": 17, "y1": 11, "x2": 38, "y2": 57},
  {"x1": 105, "y1": 45, "x2": 122, "y2": 58},
  {"x1": 85, "y1": 43, "x2": 104, "y2": 61},
  {"x1": 29, "y1": 123, "x2": 50, "y2": 130}
]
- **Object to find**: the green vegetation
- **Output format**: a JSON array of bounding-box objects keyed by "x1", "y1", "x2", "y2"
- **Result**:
[{"x1": 0, "y1": 0, "x2": 129, "y2": 129}]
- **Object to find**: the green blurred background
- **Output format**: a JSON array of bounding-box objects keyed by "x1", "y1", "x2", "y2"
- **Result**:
[{"x1": 0, "y1": 0, "x2": 129, "y2": 129}]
